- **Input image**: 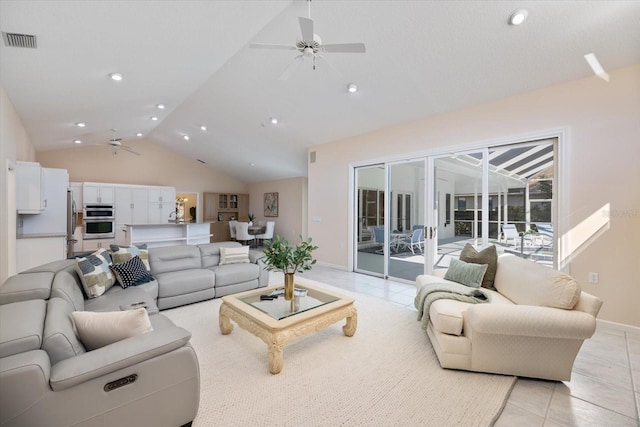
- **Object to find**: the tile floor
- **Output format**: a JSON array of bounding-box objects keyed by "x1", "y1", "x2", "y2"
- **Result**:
[{"x1": 303, "y1": 265, "x2": 640, "y2": 427}]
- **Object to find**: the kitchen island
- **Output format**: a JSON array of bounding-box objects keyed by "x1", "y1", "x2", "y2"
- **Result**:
[{"x1": 125, "y1": 222, "x2": 213, "y2": 248}]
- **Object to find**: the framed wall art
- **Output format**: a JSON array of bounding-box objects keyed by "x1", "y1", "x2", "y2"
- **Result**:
[{"x1": 264, "y1": 192, "x2": 279, "y2": 217}]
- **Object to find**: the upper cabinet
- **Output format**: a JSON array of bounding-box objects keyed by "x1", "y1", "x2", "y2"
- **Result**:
[
  {"x1": 83, "y1": 184, "x2": 115, "y2": 205},
  {"x1": 148, "y1": 186, "x2": 176, "y2": 224},
  {"x1": 203, "y1": 192, "x2": 249, "y2": 222},
  {"x1": 16, "y1": 161, "x2": 44, "y2": 213}
]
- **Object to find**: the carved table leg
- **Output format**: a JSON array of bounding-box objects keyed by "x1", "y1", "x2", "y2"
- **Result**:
[
  {"x1": 342, "y1": 307, "x2": 358, "y2": 337},
  {"x1": 219, "y1": 304, "x2": 233, "y2": 335},
  {"x1": 268, "y1": 343, "x2": 284, "y2": 374}
]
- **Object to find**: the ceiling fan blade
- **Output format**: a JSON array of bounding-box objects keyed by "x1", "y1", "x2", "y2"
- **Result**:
[
  {"x1": 299, "y1": 16, "x2": 314, "y2": 41},
  {"x1": 250, "y1": 43, "x2": 297, "y2": 50},
  {"x1": 322, "y1": 43, "x2": 366, "y2": 53},
  {"x1": 120, "y1": 145, "x2": 141, "y2": 156},
  {"x1": 278, "y1": 55, "x2": 304, "y2": 81}
]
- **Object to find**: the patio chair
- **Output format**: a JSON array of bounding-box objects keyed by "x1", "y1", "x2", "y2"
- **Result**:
[
  {"x1": 369, "y1": 226, "x2": 385, "y2": 244},
  {"x1": 500, "y1": 224, "x2": 521, "y2": 246},
  {"x1": 401, "y1": 228, "x2": 424, "y2": 254}
]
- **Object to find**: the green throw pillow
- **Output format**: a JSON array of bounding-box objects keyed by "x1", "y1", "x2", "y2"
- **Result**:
[
  {"x1": 459, "y1": 244, "x2": 498, "y2": 290},
  {"x1": 444, "y1": 258, "x2": 488, "y2": 288}
]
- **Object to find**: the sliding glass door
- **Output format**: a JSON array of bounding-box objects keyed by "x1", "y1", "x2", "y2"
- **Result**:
[{"x1": 353, "y1": 138, "x2": 558, "y2": 281}]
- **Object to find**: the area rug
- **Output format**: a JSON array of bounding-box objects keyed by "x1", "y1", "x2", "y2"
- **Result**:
[{"x1": 163, "y1": 283, "x2": 515, "y2": 426}]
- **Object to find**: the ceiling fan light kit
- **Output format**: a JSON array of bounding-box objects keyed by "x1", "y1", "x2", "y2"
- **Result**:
[{"x1": 250, "y1": 0, "x2": 366, "y2": 81}]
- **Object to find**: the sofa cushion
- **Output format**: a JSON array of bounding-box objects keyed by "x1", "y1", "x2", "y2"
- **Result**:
[
  {"x1": 198, "y1": 242, "x2": 242, "y2": 268},
  {"x1": 74, "y1": 248, "x2": 115, "y2": 298},
  {"x1": 213, "y1": 263, "x2": 259, "y2": 287},
  {"x1": 110, "y1": 256, "x2": 155, "y2": 288},
  {"x1": 444, "y1": 258, "x2": 488, "y2": 288},
  {"x1": 42, "y1": 298, "x2": 86, "y2": 365},
  {"x1": 219, "y1": 246, "x2": 250, "y2": 265},
  {"x1": 149, "y1": 245, "x2": 202, "y2": 274},
  {"x1": 494, "y1": 254, "x2": 581, "y2": 309},
  {"x1": 110, "y1": 244, "x2": 150, "y2": 271},
  {"x1": 71, "y1": 308, "x2": 153, "y2": 351},
  {"x1": 429, "y1": 299, "x2": 469, "y2": 336},
  {"x1": 0, "y1": 272, "x2": 54, "y2": 305},
  {"x1": 0, "y1": 300, "x2": 46, "y2": 357},
  {"x1": 50, "y1": 270, "x2": 86, "y2": 311},
  {"x1": 460, "y1": 244, "x2": 498, "y2": 290},
  {"x1": 155, "y1": 269, "x2": 215, "y2": 298},
  {"x1": 85, "y1": 286, "x2": 159, "y2": 315}
]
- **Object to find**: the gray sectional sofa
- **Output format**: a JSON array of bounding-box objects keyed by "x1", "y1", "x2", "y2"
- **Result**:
[{"x1": 0, "y1": 242, "x2": 268, "y2": 427}]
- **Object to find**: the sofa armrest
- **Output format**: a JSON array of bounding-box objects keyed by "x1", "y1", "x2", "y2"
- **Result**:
[
  {"x1": 49, "y1": 326, "x2": 191, "y2": 391},
  {"x1": 249, "y1": 249, "x2": 264, "y2": 264},
  {"x1": 465, "y1": 304, "x2": 596, "y2": 340}
]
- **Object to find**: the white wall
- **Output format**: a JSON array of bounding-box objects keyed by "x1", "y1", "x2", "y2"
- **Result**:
[
  {"x1": 0, "y1": 85, "x2": 36, "y2": 283},
  {"x1": 308, "y1": 64, "x2": 640, "y2": 326}
]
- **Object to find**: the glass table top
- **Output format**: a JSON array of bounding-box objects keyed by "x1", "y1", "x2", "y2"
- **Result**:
[{"x1": 239, "y1": 287, "x2": 339, "y2": 321}]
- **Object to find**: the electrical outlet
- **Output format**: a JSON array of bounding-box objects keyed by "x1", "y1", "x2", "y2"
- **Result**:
[{"x1": 589, "y1": 272, "x2": 599, "y2": 284}]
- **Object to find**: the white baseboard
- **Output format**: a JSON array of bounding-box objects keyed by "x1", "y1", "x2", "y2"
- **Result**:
[
  {"x1": 597, "y1": 319, "x2": 640, "y2": 335},
  {"x1": 316, "y1": 261, "x2": 350, "y2": 271}
]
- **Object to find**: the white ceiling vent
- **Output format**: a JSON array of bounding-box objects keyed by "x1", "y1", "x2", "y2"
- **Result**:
[{"x1": 2, "y1": 32, "x2": 37, "y2": 48}]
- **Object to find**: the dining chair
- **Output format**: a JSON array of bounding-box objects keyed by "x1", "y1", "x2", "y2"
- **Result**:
[
  {"x1": 228, "y1": 220, "x2": 238, "y2": 241},
  {"x1": 235, "y1": 222, "x2": 255, "y2": 246},
  {"x1": 256, "y1": 221, "x2": 275, "y2": 247}
]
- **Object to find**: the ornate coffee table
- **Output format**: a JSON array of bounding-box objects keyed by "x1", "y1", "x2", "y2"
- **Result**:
[{"x1": 219, "y1": 280, "x2": 357, "y2": 374}]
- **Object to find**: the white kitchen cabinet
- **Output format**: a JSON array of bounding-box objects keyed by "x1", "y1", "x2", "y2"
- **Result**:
[
  {"x1": 82, "y1": 238, "x2": 115, "y2": 252},
  {"x1": 16, "y1": 237, "x2": 66, "y2": 273},
  {"x1": 115, "y1": 186, "x2": 149, "y2": 245},
  {"x1": 70, "y1": 182, "x2": 83, "y2": 212},
  {"x1": 148, "y1": 187, "x2": 176, "y2": 224},
  {"x1": 20, "y1": 168, "x2": 69, "y2": 235},
  {"x1": 16, "y1": 161, "x2": 43, "y2": 213},
  {"x1": 83, "y1": 184, "x2": 115, "y2": 205}
]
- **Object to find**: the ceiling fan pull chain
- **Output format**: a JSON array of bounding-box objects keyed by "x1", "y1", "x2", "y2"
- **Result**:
[{"x1": 308, "y1": 0, "x2": 311, "y2": 19}]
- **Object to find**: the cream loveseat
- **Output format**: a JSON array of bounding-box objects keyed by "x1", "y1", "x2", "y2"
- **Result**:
[{"x1": 416, "y1": 254, "x2": 603, "y2": 381}]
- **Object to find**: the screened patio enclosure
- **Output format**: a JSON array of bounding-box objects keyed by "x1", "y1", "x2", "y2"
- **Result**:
[{"x1": 355, "y1": 139, "x2": 557, "y2": 282}]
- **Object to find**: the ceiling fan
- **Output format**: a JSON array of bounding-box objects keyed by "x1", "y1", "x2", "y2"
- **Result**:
[
  {"x1": 106, "y1": 129, "x2": 140, "y2": 156},
  {"x1": 250, "y1": 0, "x2": 366, "y2": 80}
]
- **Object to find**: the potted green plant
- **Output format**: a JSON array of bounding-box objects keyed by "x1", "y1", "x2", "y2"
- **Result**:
[
  {"x1": 262, "y1": 235, "x2": 318, "y2": 300},
  {"x1": 248, "y1": 213, "x2": 255, "y2": 226}
]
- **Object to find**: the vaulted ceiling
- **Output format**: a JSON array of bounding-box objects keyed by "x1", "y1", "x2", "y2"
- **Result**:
[{"x1": 2, "y1": 1, "x2": 639, "y2": 183}]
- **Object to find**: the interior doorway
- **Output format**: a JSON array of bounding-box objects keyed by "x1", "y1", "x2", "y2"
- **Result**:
[{"x1": 176, "y1": 192, "x2": 199, "y2": 222}]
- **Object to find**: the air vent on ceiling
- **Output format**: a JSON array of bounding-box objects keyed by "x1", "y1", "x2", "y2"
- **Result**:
[
  {"x1": 197, "y1": 159, "x2": 206, "y2": 164},
  {"x1": 2, "y1": 32, "x2": 37, "y2": 48}
]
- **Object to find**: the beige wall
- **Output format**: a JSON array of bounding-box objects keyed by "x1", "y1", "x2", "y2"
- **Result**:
[
  {"x1": 36, "y1": 140, "x2": 249, "y2": 220},
  {"x1": 308, "y1": 64, "x2": 640, "y2": 326},
  {"x1": 248, "y1": 177, "x2": 308, "y2": 245},
  {"x1": 0, "y1": 85, "x2": 37, "y2": 283}
]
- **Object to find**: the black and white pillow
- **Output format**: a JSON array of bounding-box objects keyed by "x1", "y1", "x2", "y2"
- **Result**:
[{"x1": 110, "y1": 256, "x2": 154, "y2": 288}]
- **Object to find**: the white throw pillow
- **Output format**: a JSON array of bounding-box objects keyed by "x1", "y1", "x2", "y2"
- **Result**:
[
  {"x1": 72, "y1": 308, "x2": 153, "y2": 351},
  {"x1": 219, "y1": 246, "x2": 250, "y2": 265}
]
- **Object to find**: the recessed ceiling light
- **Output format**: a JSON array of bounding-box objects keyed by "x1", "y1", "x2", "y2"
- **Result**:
[
  {"x1": 156, "y1": 103, "x2": 165, "y2": 109},
  {"x1": 508, "y1": 9, "x2": 528, "y2": 26},
  {"x1": 75, "y1": 121, "x2": 86, "y2": 127},
  {"x1": 109, "y1": 72, "x2": 123, "y2": 81},
  {"x1": 136, "y1": 132, "x2": 143, "y2": 137},
  {"x1": 270, "y1": 117, "x2": 278, "y2": 125},
  {"x1": 200, "y1": 125, "x2": 207, "y2": 131},
  {"x1": 249, "y1": 162, "x2": 255, "y2": 167},
  {"x1": 347, "y1": 83, "x2": 358, "y2": 93},
  {"x1": 151, "y1": 116, "x2": 158, "y2": 121},
  {"x1": 74, "y1": 139, "x2": 82, "y2": 144},
  {"x1": 183, "y1": 135, "x2": 190, "y2": 141}
]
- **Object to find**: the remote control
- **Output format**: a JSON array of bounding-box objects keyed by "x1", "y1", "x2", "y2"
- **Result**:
[{"x1": 260, "y1": 295, "x2": 276, "y2": 300}]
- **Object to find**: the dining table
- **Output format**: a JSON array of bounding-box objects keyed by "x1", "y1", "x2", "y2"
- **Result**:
[{"x1": 248, "y1": 225, "x2": 266, "y2": 247}]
